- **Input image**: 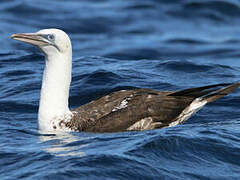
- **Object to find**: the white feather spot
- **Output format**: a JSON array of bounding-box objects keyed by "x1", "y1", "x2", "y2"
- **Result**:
[
  {"x1": 147, "y1": 95, "x2": 152, "y2": 99},
  {"x1": 112, "y1": 97, "x2": 131, "y2": 112}
]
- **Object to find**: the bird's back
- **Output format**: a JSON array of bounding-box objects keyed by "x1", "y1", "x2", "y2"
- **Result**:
[{"x1": 67, "y1": 89, "x2": 194, "y2": 132}]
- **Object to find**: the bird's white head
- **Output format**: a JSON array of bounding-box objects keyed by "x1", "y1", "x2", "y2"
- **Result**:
[
  {"x1": 11, "y1": 29, "x2": 73, "y2": 132},
  {"x1": 11, "y1": 28, "x2": 72, "y2": 59}
]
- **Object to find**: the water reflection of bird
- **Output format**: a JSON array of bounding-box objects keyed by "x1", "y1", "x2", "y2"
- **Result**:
[{"x1": 39, "y1": 133, "x2": 86, "y2": 157}]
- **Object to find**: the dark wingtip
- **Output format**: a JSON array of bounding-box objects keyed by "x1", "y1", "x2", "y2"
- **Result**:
[
  {"x1": 168, "y1": 81, "x2": 240, "y2": 103},
  {"x1": 203, "y1": 81, "x2": 240, "y2": 103}
]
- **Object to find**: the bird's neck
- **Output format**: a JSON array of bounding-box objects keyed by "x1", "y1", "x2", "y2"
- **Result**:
[{"x1": 38, "y1": 52, "x2": 72, "y2": 131}]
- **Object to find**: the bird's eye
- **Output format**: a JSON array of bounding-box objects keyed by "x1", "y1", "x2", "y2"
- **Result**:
[{"x1": 48, "y1": 34, "x2": 55, "y2": 41}]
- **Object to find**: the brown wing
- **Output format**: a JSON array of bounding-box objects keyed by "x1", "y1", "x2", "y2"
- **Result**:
[
  {"x1": 66, "y1": 82, "x2": 240, "y2": 133},
  {"x1": 67, "y1": 89, "x2": 194, "y2": 132}
]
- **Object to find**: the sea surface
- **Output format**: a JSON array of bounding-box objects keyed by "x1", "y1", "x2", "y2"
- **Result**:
[{"x1": 1, "y1": 0, "x2": 240, "y2": 179}]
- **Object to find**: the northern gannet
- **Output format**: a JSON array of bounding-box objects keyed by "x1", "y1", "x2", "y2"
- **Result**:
[{"x1": 11, "y1": 29, "x2": 240, "y2": 133}]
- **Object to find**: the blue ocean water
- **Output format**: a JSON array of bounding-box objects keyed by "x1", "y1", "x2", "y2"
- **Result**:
[{"x1": 1, "y1": 0, "x2": 240, "y2": 179}]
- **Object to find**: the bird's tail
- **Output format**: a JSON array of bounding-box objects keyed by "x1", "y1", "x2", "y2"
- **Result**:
[{"x1": 168, "y1": 82, "x2": 240, "y2": 103}]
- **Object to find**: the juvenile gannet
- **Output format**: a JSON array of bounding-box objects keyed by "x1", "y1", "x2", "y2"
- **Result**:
[{"x1": 11, "y1": 29, "x2": 240, "y2": 133}]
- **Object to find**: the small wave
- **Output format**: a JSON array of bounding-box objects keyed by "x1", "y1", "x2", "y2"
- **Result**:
[
  {"x1": 0, "y1": 101, "x2": 37, "y2": 113},
  {"x1": 4, "y1": 3, "x2": 50, "y2": 15},
  {"x1": 4, "y1": 128, "x2": 39, "y2": 137},
  {"x1": 184, "y1": 1, "x2": 240, "y2": 18},
  {"x1": 123, "y1": 2, "x2": 156, "y2": 10},
  {"x1": 81, "y1": 69, "x2": 124, "y2": 85},
  {"x1": 69, "y1": 19, "x2": 112, "y2": 34},
  {"x1": 165, "y1": 38, "x2": 209, "y2": 45},
  {"x1": 0, "y1": 52, "x2": 14, "y2": 57},
  {"x1": 105, "y1": 48, "x2": 160, "y2": 60},
  {"x1": 166, "y1": 1, "x2": 240, "y2": 22},
  {"x1": 2, "y1": 81, "x2": 40, "y2": 99},
  {"x1": 157, "y1": 60, "x2": 213, "y2": 73},
  {"x1": 3, "y1": 70, "x2": 34, "y2": 77},
  {"x1": 2, "y1": 53, "x2": 44, "y2": 63}
]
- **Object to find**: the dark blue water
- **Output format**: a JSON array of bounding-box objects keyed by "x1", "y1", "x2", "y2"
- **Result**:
[{"x1": 1, "y1": 0, "x2": 240, "y2": 179}]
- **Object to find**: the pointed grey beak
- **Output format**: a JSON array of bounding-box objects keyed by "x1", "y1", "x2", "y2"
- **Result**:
[{"x1": 10, "y1": 33, "x2": 48, "y2": 46}]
